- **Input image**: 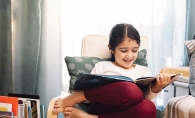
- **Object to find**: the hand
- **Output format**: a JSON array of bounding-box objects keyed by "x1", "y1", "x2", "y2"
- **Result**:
[{"x1": 151, "y1": 73, "x2": 178, "y2": 93}]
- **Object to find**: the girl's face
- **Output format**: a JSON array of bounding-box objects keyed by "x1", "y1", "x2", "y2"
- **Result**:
[{"x1": 111, "y1": 37, "x2": 139, "y2": 69}]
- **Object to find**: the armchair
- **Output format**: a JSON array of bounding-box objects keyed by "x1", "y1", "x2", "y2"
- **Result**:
[{"x1": 47, "y1": 34, "x2": 149, "y2": 118}]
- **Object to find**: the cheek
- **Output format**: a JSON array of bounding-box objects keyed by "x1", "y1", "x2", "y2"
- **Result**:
[
  {"x1": 114, "y1": 52, "x2": 124, "y2": 59},
  {"x1": 133, "y1": 53, "x2": 138, "y2": 59}
]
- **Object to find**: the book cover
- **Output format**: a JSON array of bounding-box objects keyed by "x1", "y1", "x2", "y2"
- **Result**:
[
  {"x1": 73, "y1": 73, "x2": 181, "y2": 90},
  {"x1": 0, "y1": 103, "x2": 12, "y2": 112},
  {"x1": 0, "y1": 96, "x2": 18, "y2": 116},
  {"x1": 28, "y1": 100, "x2": 37, "y2": 118}
]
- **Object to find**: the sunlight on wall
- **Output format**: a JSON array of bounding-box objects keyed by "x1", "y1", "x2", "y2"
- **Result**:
[
  {"x1": 124, "y1": 0, "x2": 167, "y2": 26},
  {"x1": 167, "y1": 57, "x2": 172, "y2": 67},
  {"x1": 60, "y1": 0, "x2": 169, "y2": 57}
]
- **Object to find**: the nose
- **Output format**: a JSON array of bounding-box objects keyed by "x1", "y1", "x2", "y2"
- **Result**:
[{"x1": 126, "y1": 52, "x2": 132, "y2": 59}]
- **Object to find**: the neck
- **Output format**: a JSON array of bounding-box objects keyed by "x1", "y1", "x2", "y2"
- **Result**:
[{"x1": 112, "y1": 62, "x2": 135, "y2": 70}]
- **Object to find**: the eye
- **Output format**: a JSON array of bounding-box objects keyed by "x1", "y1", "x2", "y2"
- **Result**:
[
  {"x1": 132, "y1": 50, "x2": 138, "y2": 53},
  {"x1": 120, "y1": 50, "x2": 127, "y2": 53}
]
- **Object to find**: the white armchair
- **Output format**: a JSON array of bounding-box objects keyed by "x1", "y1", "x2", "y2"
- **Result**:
[{"x1": 47, "y1": 34, "x2": 149, "y2": 118}]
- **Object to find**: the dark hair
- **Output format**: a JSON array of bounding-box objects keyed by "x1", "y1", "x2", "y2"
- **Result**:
[{"x1": 109, "y1": 23, "x2": 140, "y2": 61}]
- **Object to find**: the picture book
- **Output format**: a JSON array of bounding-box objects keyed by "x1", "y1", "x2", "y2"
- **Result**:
[
  {"x1": 73, "y1": 73, "x2": 181, "y2": 90},
  {"x1": 0, "y1": 96, "x2": 18, "y2": 116},
  {"x1": 0, "y1": 103, "x2": 12, "y2": 112}
]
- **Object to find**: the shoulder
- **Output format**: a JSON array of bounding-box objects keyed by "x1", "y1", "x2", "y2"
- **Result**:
[
  {"x1": 91, "y1": 61, "x2": 113, "y2": 74},
  {"x1": 93, "y1": 61, "x2": 113, "y2": 70},
  {"x1": 95, "y1": 61, "x2": 112, "y2": 66}
]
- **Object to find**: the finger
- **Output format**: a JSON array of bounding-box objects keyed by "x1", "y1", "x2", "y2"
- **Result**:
[
  {"x1": 164, "y1": 73, "x2": 169, "y2": 82},
  {"x1": 52, "y1": 108, "x2": 62, "y2": 114},
  {"x1": 168, "y1": 73, "x2": 172, "y2": 81},
  {"x1": 161, "y1": 73, "x2": 169, "y2": 82},
  {"x1": 54, "y1": 99, "x2": 62, "y2": 104},
  {"x1": 54, "y1": 105, "x2": 59, "y2": 108},
  {"x1": 64, "y1": 114, "x2": 70, "y2": 118},
  {"x1": 159, "y1": 73, "x2": 164, "y2": 83},
  {"x1": 54, "y1": 102, "x2": 61, "y2": 108},
  {"x1": 170, "y1": 74, "x2": 180, "y2": 82},
  {"x1": 64, "y1": 111, "x2": 71, "y2": 116},
  {"x1": 156, "y1": 74, "x2": 160, "y2": 83}
]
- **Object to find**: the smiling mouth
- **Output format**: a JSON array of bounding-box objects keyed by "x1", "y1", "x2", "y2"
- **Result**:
[{"x1": 123, "y1": 59, "x2": 132, "y2": 63}]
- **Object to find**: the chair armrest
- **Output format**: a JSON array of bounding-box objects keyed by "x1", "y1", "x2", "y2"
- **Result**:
[
  {"x1": 47, "y1": 93, "x2": 71, "y2": 118},
  {"x1": 47, "y1": 96, "x2": 60, "y2": 118}
]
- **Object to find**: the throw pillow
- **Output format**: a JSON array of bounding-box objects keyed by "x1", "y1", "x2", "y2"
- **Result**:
[
  {"x1": 184, "y1": 39, "x2": 195, "y2": 96},
  {"x1": 65, "y1": 49, "x2": 148, "y2": 90},
  {"x1": 65, "y1": 56, "x2": 110, "y2": 90},
  {"x1": 134, "y1": 49, "x2": 148, "y2": 67}
]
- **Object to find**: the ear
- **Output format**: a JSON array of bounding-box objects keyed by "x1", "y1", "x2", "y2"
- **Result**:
[{"x1": 108, "y1": 44, "x2": 114, "y2": 54}]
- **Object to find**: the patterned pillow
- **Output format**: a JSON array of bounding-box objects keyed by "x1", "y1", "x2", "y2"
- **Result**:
[
  {"x1": 184, "y1": 39, "x2": 195, "y2": 96},
  {"x1": 65, "y1": 49, "x2": 148, "y2": 90},
  {"x1": 134, "y1": 49, "x2": 148, "y2": 67}
]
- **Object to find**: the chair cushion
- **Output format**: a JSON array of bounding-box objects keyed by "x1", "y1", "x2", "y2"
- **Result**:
[
  {"x1": 184, "y1": 39, "x2": 195, "y2": 96},
  {"x1": 65, "y1": 49, "x2": 148, "y2": 90}
]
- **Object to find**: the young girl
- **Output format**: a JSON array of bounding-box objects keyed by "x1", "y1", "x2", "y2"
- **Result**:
[{"x1": 52, "y1": 23, "x2": 178, "y2": 118}]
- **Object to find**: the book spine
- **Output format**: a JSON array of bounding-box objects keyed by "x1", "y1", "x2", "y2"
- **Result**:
[
  {"x1": 0, "y1": 111, "x2": 14, "y2": 118},
  {"x1": 40, "y1": 104, "x2": 45, "y2": 118}
]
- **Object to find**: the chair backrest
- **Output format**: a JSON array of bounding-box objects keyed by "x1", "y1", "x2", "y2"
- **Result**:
[{"x1": 81, "y1": 34, "x2": 148, "y2": 59}]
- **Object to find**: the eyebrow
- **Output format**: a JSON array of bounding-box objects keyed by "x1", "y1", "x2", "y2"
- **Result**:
[
  {"x1": 132, "y1": 47, "x2": 139, "y2": 49},
  {"x1": 119, "y1": 47, "x2": 139, "y2": 49}
]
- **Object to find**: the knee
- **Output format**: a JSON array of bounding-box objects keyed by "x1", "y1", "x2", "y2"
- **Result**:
[
  {"x1": 139, "y1": 100, "x2": 156, "y2": 118},
  {"x1": 117, "y1": 82, "x2": 143, "y2": 104},
  {"x1": 111, "y1": 81, "x2": 144, "y2": 108}
]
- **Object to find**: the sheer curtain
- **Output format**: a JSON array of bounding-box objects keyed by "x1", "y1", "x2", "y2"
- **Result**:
[
  {"x1": 0, "y1": 0, "x2": 44, "y2": 96},
  {"x1": 11, "y1": 0, "x2": 43, "y2": 94},
  {"x1": 61, "y1": 0, "x2": 186, "y2": 96},
  {"x1": 12, "y1": 0, "x2": 62, "y2": 114},
  {"x1": 0, "y1": 0, "x2": 12, "y2": 95}
]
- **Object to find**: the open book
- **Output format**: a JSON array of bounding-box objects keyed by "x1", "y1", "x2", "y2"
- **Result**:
[{"x1": 73, "y1": 73, "x2": 181, "y2": 90}]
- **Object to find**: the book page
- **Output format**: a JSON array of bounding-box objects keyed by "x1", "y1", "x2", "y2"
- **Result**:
[{"x1": 134, "y1": 74, "x2": 181, "y2": 89}]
